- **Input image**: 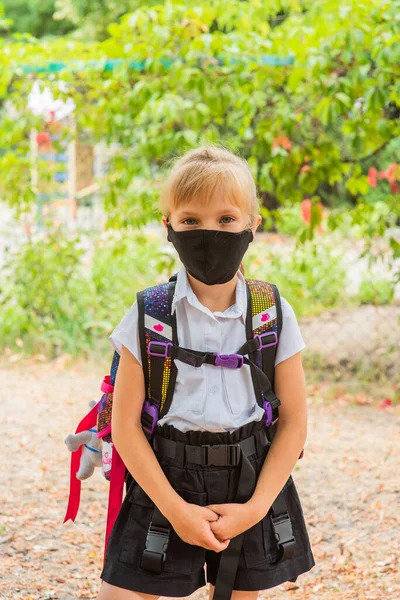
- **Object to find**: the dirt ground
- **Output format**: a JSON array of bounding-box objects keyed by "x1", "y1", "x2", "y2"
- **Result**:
[{"x1": 0, "y1": 356, "x2": 399, "y2": 600}]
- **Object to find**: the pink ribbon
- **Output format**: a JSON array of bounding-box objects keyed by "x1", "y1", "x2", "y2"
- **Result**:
[{"x1": 101, "y1": 376, "x2": 114, "y2": 394}]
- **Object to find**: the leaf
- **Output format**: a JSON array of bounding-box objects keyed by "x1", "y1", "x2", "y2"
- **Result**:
[{"x1": 336, "y1": 92, "x2": 351, "y2": 107}]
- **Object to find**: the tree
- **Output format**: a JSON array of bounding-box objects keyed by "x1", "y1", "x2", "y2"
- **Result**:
[
  {"x1": 53, "y1": 0, "x2": 161, "y2": 41},
  {"x1": 2, "y1": 0, "x2": 75, "y2": 37},
  {"x1": 0, "y1": 0, "x2": 398, "y2": 232}
]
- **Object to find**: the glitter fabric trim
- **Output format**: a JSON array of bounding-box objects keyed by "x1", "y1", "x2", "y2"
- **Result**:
[
  {"x1": 142, "y1": 282, "x2": 173, "y2": 412},
  {"x1": 245, "y1": 279, "x2": 279, "y2": 373},
  {"x1": 110, "y1": 351, "x2": 120, "y2": 386},
  {"x1": 97, "y1": 392, "x2": 113, "y2": 433},
  {"x1": 97, "y1": 351, "x2": 120, "y2": 435}
]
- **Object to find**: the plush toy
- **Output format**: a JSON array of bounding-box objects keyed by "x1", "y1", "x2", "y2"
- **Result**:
[{"x1": 64, "y1": 400, "x2": 103, "y2": 479}]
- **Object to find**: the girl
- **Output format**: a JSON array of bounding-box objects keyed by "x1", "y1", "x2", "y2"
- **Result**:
[{"x1": 97, "y1": 145, "x2": 315, "y2": 600}]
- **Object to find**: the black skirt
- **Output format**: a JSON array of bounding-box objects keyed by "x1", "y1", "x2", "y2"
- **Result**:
[{"x1": 100, "y1": 419, "x2": 315, "y2": 597}]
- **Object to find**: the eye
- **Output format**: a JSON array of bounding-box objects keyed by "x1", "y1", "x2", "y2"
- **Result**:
[
  {"x1": 220, "y1": 216, "x2": 235, "y2": 224},
  {"x1": 182, "y1": 218, "x2": 198, "y2": 226}
]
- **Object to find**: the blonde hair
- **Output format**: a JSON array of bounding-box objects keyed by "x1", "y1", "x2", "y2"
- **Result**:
[{"x1": 159, "y1": 144, "x2": 260, "y2": 229}]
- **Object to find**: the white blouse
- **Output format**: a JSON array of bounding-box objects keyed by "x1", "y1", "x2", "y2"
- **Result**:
[{"x1": 109, "y1": 267, "x2": 306, "y2": 433}]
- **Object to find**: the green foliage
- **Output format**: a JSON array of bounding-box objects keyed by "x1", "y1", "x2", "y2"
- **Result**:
[
  {"x1": 0, "y1": 228, "x2": 176, "y2": 358},
  {"x1": 0, "y1": 230, "x2": 96, "y2": 356},
  {"x1": 0, "y1": 0, "x2": 399, "y2": 307},
  {"x1": 326, "y1": 198, "x2": 400, "y2": 287},
  {"x1": 270, "y1": 201, "x2": 305, "y2": 238},
  {"x1": 2, "y1": 0, "x2": 75, "y2": 37},
  {"x1": 357, "y1": 273, "x2": 395, "y2": 305},
  {"x1": 90, "y1": 229, "x2": 176, "y2": 315},
  {"x1": 1, "y1": 0, "x2": 398, "y2": 225},
  {"x1": 1, "y1": 224, "x2": 397, "y2": 358},
  {"x1": 0, "y1": 2, "x2": 11, "y2": 32},
  {"x1": 327, "y1": 199, "x2": 399, "y2": 239},
  {"x1": 53, "y1": 0, "x2": 161, "y2": 41},
  {"x1": 244, "y1": 234, "x2": 348, "y2": 317}
]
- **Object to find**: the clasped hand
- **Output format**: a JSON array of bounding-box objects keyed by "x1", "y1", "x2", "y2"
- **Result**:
[{"x1": 170, "y1": 500, "x2": 261, "y2": 553}]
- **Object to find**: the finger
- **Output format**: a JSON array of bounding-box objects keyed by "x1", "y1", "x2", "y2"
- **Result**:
[
  {"x1": 209, "y1": 521, "x2": 229, "y2": 540},
  {"x1": 209, "y1": 520, "x2": 222, "y2": 534},
  {"x1": 203, "y1": 508, "x2": 220, "y2": 521},
  {"x1": 205, "y1": 530, "x2": 230, "y2": 552},
  {"x1": 214, "y1": 539, "x2": 230, "y2": 552}
]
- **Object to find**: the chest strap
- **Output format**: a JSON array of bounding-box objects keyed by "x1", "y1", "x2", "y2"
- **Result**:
[{"x1": 147, "y1": 337, "x2": 281, "y2": 423}]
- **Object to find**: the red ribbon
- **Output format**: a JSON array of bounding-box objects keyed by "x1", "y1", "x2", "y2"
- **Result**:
[
  {"x1": 103, "y1": 444, "x2": 125, "y2": 563},
  {"x1": 63, "y1": 401, "x2": 99, "y2": 523}
]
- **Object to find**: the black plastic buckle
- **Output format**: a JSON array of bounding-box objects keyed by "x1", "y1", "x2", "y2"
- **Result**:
[
  {"x1": 202, "y1": 444, "x2": 241, "y2": 466},
  {"x1": 141, "y1": 523, "x2": 170, "y2": 573},
  {"x1": 271, "y1": 512, "x2": 296, "y2": 558}
]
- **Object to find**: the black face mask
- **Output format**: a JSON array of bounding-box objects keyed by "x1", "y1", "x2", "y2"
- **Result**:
[{"x1": 167, "y1": 224, "x2": 254, "y2": 285}]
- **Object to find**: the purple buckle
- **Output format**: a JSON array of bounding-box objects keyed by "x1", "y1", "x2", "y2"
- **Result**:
[
  {"x1": 148, "y1": 341, "x2": 173, "y2": 358},
  {"x1": 263, "y1": 400, "x2": 273, "y2": 426},
  {"x1": 141, "y1": 401, "x2": 159, "y2": 435},
  {"x1": 214, "y1": 353, "x2": 244, "y2": 369},
  {"x1": 255, "y1": 331, "x2": 278, "y2": 350}
]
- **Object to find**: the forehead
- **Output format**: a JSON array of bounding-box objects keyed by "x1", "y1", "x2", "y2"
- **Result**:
[
  {"x1": 169, "y1": 179, "x2": 251, "y2": 218},
  {"x1": 173, "y1": 197, "x2": 244, "y2": 218}
]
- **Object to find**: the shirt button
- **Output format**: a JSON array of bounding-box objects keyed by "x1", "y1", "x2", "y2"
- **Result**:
[{"x1": 210, "y1": 386, "x2": 218, "y2": 394}]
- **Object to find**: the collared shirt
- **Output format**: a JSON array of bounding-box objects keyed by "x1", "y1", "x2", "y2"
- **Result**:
[{"x1": 109, "y1": 266, "x2": 306, "y2": 433}]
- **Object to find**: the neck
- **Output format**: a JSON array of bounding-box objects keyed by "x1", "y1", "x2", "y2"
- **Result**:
[{"x1": 186, "y1": 271, "x2": 238, "y2": 313}]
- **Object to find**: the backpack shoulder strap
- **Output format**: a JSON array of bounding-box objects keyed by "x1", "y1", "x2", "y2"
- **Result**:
[
  {"x1": 238, "y1": 278, "x2": 282, "y2": 430},
  {"x1": 137, "y1": 277, "x2": 178, "y2": 435},
  {"x1": 244, "y1": 278, "x2": 304, "y2": 460},
  {"x1": 244, "y1": 278, "x2": 301, "y2": 561},
  {"x1": 245, "y1": 278, "x2": 282, "y2": 390}
]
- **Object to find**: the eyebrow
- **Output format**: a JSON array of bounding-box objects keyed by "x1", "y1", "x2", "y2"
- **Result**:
[{"x1": 177, "y1": 207, "x2": 242, "y2": 217}]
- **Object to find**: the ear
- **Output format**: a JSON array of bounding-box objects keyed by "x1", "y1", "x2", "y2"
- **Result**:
[
  {"x1": 163, "y1": 215, "x2": 172, "y2": 242},
  {"x1": 252, "y1": 214, "x2": 262, "y2": 234}
]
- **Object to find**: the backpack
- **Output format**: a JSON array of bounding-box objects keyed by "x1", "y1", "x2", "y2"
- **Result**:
[{"x1": 64, "y1": 274, "x2": 303, "y2": 563}]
